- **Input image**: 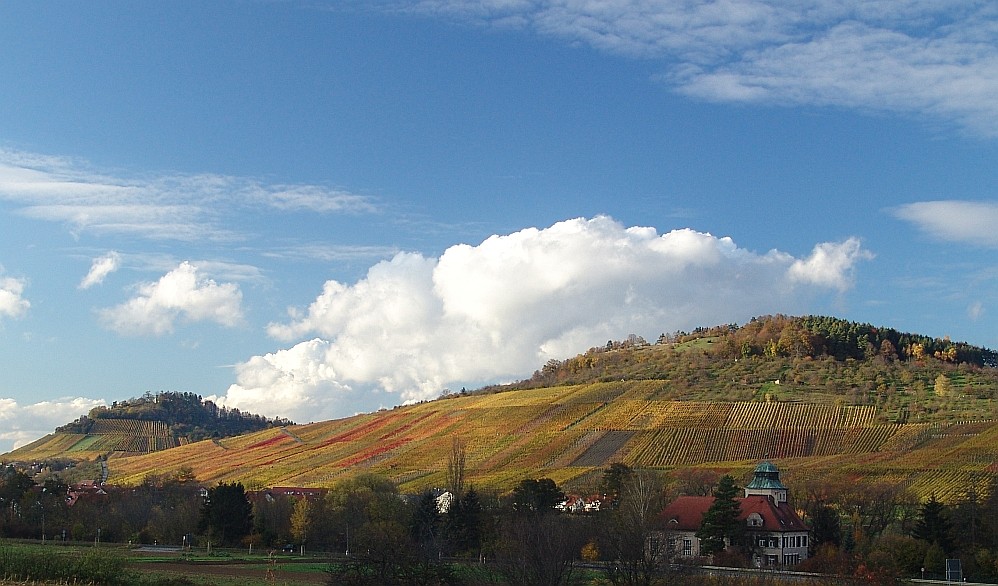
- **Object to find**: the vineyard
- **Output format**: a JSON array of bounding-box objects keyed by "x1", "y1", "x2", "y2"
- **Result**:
[
  {"x1": 85, "y1": 379, "x2": 996, "y2": 502},
  {"x1": 8, "y1": 418, "x2": 180, "y2": 460}
]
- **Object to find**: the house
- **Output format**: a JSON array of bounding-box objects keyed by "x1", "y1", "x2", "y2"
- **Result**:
[
  {"x1": 658, "y1": 462, "x2": 810, "y2": 567},
  {"x1": 65, "y1": 480, "x2": 107, "y2": 507},
  {"x1": 435, "y1": 490, "x2": 455, "y2": 514},
  {"x1": 249, "y1": 486, "x2": 328, "y2": 503},
  {"x1": 559, "y1": 494, "x2": 603, "y2": 514}
]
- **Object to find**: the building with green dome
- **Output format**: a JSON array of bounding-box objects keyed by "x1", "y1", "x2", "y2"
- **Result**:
[
  {"x1": 657, "y1": 461, "x2": 810, "y2": 567},
  {"x1": 744, "y1": 461, "x2": 788, "y2": 504}
]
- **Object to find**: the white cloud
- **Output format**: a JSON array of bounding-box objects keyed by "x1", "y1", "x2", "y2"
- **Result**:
[
  {"x1": 788, "y1": 238, "x2": 874, "y2": 291},
  {"x1": 262, "y1": 185, "x2": 379, "y2": 214},
  {"x1": 408, "y1": 1, "x2": 998, "y2": 136},
  {"x1": 892, "y1": 200, "x2": 998, "y2": 247},
  {"x1": 0, "y1": 396, "x2": 106, "y2": 453},
  {"x1": 98, "y1": 261, "x2": 244, "y2": 336},
  {"x1": 79, "y1": 251, "x2": 121, "y2": 289},
  {"x1": 0, "y1": 149, "x2": 378, "y2": 242},
  {"x1": 0, "y1": 275, "x2": 30, "y2": 320},
  {"x1": 219, "y1": 216, "x2": 871, "y2": 423},
  {"x1": 968, "y1": 301, "x2": 985, "y2": 321}
]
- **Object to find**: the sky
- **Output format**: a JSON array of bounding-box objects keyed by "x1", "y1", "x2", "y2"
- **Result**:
[{"x1": 1, "y1": 1, "x2": 997, "y2": 452}]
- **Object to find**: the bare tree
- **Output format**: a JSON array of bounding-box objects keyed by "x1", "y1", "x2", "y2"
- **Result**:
[
  {"x1": 494, "y1": 514, "x2": 585, "y2": 586},
  {"x1": 447, "y1": 436, "x2": 466, "y2": 500},
  {"x1": 601, "y1": 469, "x2": 671, "y2": 586}
]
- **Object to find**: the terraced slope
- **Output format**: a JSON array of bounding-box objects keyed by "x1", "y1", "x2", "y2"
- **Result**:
[
  {"x1": 105, "y1": 381, "x2": 998, "y2": 501},
  {"x1": 14, "y1": 418, "x2": 182, "y2": 460}
]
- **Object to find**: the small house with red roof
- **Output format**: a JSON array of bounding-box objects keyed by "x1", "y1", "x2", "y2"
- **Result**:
[{"x1": 657, "y1": 462, "x2": 810, "y2": 567}]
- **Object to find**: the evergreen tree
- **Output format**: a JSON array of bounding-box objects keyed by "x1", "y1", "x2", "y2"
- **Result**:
[
  {"x1": 811, "y1": 503, "x2": 842, "y2": 548},
  {"x1": 198, "y1": 482, "x2": 253, "y2": 546},
  {"x1": 696, "y1": 475, "x2": 743, "y2": 556},
  {"x1": 913, "y1": 494, "x2": 953, "y2": 554},
  {"x1": 410, "y1": 490, "x2": 441, "y2": 556}
]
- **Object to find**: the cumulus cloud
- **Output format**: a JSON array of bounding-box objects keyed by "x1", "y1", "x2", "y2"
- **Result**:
[
  {"x1": 98, "y1": 261, "x2": 244, "y2": 335},
  {"x1": 0, "y1": 275, "x2": 30, "y2": 320},
  {"x1": 217, "y1": 216, "x2": 871, "y2": 423},
  {"x1": 79, "y1": 251, "x2": 121, "y2": 289},
  {"x1": 0, "y1": 396, "x2": 105, "y2": 452},
  {"x1": 407, "y1": 1, "x2": 998, "y2": 136},
  {"x1": 0, "y1": 149, "x2": 378, "y2": 242},
  {"x1": 788, "y1": 238, "x2": 874, "y2": 291},
  {"x1": 892, "y1": 200, "x2": 998, "y2": 247}
]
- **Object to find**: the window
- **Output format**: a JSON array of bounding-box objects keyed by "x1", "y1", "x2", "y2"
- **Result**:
[
  {"x1": 683, "y1": 539, "x2": 692, "y2": 556},
  {"x1": 783, "y1": 553, "x2": 800, "y2": 566}
]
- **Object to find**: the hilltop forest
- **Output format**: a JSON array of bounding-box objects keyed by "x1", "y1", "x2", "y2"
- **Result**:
[
  {"x1": 56, "y1": 391, "x2": 293, "y2": 442},
  {"x1": 514, "y1": 314, "x2": 996, "y2": 390}
]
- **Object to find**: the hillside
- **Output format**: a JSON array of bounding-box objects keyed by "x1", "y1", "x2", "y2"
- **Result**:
[
  {"x1": 101, "y1": 316, "x2": 998, "y2": 501},
  {"x1": 6, "y1": 391, "x2": 292, "y2": 461}
]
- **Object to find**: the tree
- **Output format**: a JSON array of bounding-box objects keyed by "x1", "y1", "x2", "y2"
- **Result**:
[
  {"x1": 923, "y1": 542, "x2": 946, "y2": 577},
  {"x1": 198, "y1": 482, "x2": 253, "y2": 546},
  {"x1": 447, "y1": 437, "x2": 467, "y2": 501},
  {"x1": 494, "y1": 514, "x2": 585, "y2": 586},
  {"x1": 913, "y1": 494, "x2": 953, "y2": 554},
  {"x1": 696, "y1": 475, "x2": 743, "y2": 557},
  {"x1": 290, "y1": 497, "x2": 313, "y2": 549},
  {"x1": 811, "y1": 503, "x2": 842, "y2": 548},
  {"x1": 410, "y1": 490, "x2": 441, "y2": 557},
  {"x1": 600, "y1": 470, "x2": 670, "y2": 586},
  {"x1": 934, "y1": 374, "x2": 952, "y2": 397},
  {"x1": 674, "y1": 467, "x2": 719, "y2": 497},
  {"x1": 324, "y1": 475, "x2": 458, "y2": 585},
  {"x1": 510, "y1": 478, "x2": 564, "y2": 515},
  {"x1": 601, "y1": 463, "x2": 634, "y2": 509},
  {"x1": 324, "y1": 474, "x2": 402, "y2": 555},
  {"x1": 444, "y1": 486, "x2": 483, "y2": 555}
]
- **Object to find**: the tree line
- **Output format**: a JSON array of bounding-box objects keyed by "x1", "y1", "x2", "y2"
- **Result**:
[{"x1": 5, "y1": 461, "x2": 998, "y2": 584}]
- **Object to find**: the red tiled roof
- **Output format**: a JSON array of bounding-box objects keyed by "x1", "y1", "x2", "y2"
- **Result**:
[
  {"x1": 660, "y1": 496, "x2": 714, "y2": 531},
  {"x1": 660, "y1": 495, "x2": 807, "y2": 533}
]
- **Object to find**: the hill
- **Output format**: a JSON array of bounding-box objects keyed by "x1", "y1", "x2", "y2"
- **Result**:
[
  {"x1": 6, "y1": 391, "x2": 292, "y2": 462},
  {"x1": 100, "y1": 315, "x2": 998, "y2": 501}
]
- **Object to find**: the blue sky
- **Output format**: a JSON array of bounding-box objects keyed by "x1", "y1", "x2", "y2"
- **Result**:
[{"x1": 1, "y1": 1, "x2": 997, "y2": 451}]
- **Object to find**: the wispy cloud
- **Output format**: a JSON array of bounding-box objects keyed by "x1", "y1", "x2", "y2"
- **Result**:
[
  {"x1": 79, "y1": 251, "x2": 122, "y2": 289},
  {"x1": 217, "y1": 216, "x2": 872, "y2": 422},
  {"x1": 261, "y1": 185, "x2": 379, "y2": 214},
  {"x1": 263, "y1": 244, "x2": 401, "y2": 263},
  {"x1": 892, "y1": 200, "x2": 998, "y2": 247},
  {"x1": 0, "y1": 149, "x2": 380, "y2": 242},
  {"x1": 405, "y1": 1, "x2": 998, "y2": 136},
  {"x1": 98, "y1": 261, "x2": 244, "y2": 336}
]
